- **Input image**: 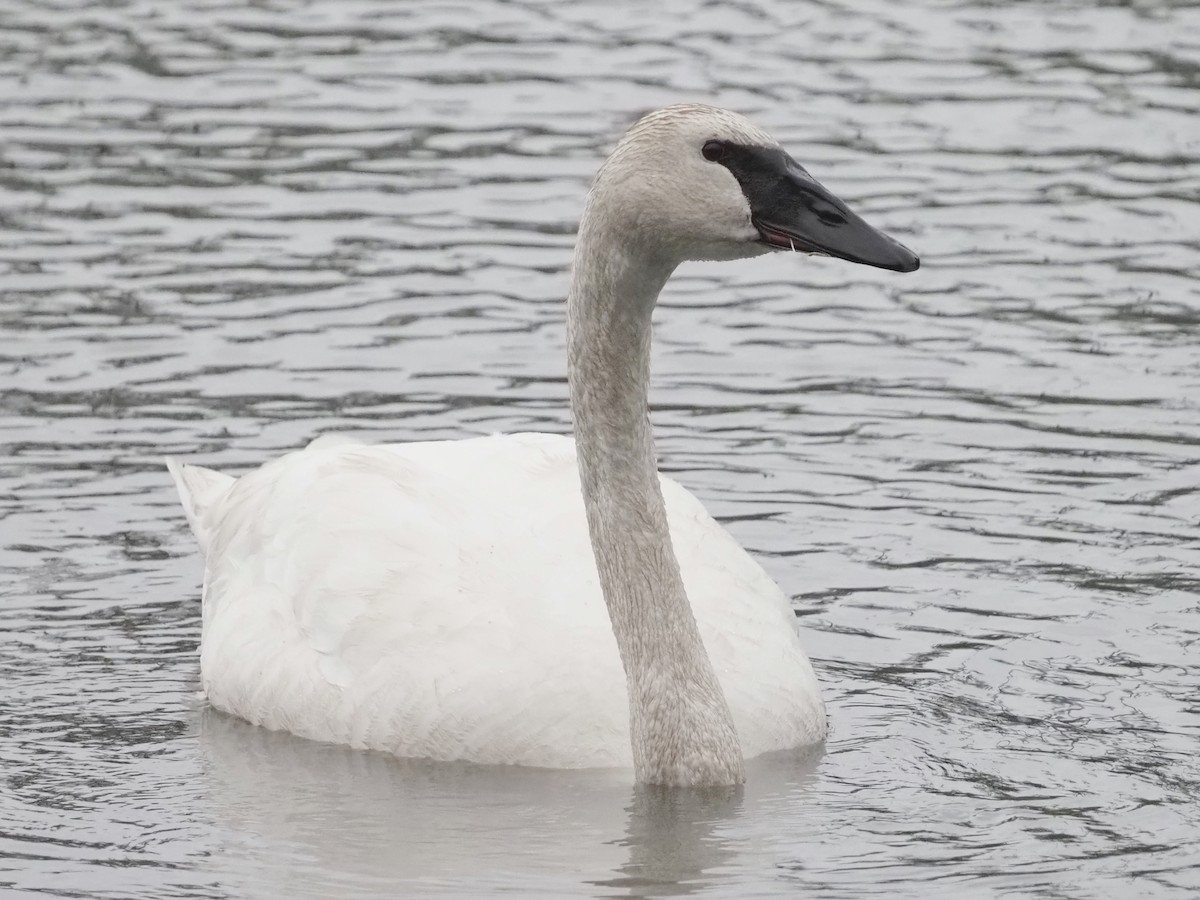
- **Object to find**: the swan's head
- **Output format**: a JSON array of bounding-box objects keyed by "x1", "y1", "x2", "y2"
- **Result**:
[{"x1": 588, "y1": 104, "x2": 918, "y2": 272}]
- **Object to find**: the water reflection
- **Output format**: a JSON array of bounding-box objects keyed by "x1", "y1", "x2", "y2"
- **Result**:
[
  {"x1": 597, "y1": 785, "x2": 744, "y2": 898},
  {"x1": 198, "y1": 709, "x2": 821, "y2": 899}
]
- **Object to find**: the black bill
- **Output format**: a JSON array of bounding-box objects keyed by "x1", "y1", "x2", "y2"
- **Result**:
[{"x1": 708, "y1": 142, "x2": 920, "y2": 273}]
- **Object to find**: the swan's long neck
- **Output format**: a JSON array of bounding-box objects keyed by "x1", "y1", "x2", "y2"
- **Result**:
[{"x1": 566, "y1": 209, "x2": 745, "y2": 787}]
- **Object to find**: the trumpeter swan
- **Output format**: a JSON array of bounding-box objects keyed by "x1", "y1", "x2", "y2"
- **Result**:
[{"x1": 169, "y1": 105, "x2": 918, "y2": 787}]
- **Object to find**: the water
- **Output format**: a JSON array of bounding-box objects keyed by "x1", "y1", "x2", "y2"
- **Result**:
[{"x1": 1, "y1": 0, "x2": 1198, "y2": 896}]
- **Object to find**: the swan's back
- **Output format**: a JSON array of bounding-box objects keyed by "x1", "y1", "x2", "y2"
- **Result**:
[{"x1": 172, "y1": 432, "x2": 825, "y2": 768}]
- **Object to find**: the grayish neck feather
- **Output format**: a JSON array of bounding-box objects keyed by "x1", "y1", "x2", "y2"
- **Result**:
[{"x1": 566, "y1": 202, "x2": 746, "y2": 787}]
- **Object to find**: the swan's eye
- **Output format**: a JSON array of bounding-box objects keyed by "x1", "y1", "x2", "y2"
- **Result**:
[{"x1": 701, "y1": 140, "x2": 726, "y2": 162}]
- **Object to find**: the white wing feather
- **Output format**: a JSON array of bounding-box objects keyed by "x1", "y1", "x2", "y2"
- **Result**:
[{"x1": 172, "y1": 433, "x2": 825, "y2": 768}]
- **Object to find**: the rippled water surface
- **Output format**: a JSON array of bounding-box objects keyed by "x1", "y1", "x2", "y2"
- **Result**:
[{"x1": 2, "y1": 0, "x2": 1199, "y2": 896}]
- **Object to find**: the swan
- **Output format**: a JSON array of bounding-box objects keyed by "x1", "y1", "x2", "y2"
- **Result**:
[{"x1": 168, "y1": 104, "x2": 918, "y2": 787}]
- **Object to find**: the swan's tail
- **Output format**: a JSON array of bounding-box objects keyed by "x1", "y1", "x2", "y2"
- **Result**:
[{"x1": 165, "y1": 459, "x2": 236, "y2": 556}]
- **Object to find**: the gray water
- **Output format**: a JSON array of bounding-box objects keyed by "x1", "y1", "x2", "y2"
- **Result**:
[{"x1": 1, "y1": 0, "x2": 1199, "y2": 897}]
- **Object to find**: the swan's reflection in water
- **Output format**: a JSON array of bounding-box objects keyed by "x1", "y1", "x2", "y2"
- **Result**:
[
  {"x1": 594, "y1": 785, "x2": 743, "y2": 897},
  {"x1": 197, "y1": 707, "x2": 822, "y2": 898}
]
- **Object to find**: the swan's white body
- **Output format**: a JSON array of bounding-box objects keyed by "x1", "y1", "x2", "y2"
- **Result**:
[
  {"x1": 171, "y1": 105, "x2": 917, "y2": 784},
  {"x1": 171, "y1": 431, "x2": 825, "y2": 769}
]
